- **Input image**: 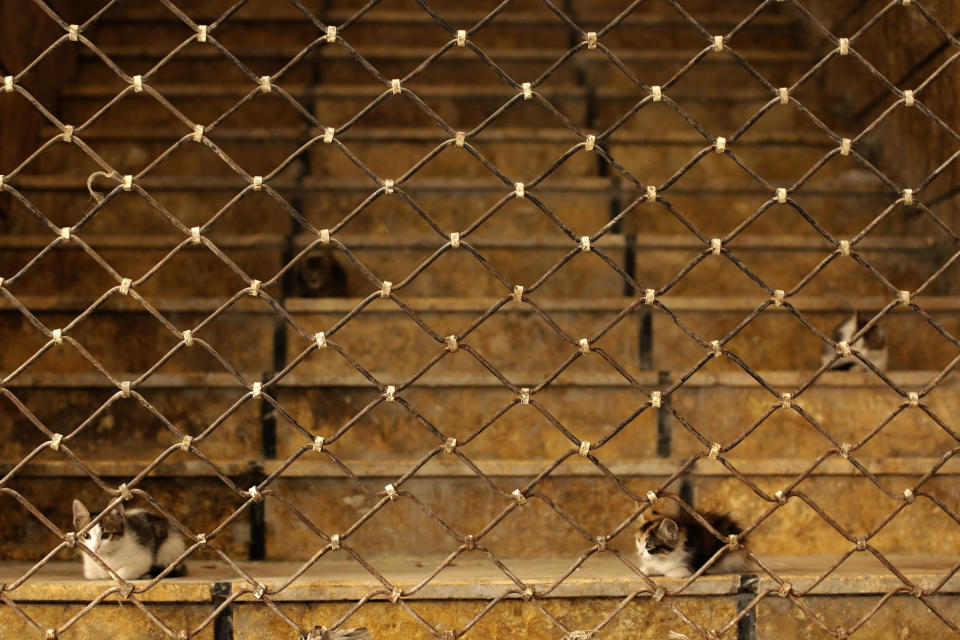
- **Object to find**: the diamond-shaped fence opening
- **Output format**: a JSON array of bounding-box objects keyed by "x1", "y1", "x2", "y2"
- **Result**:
[{"x1": 2, "y1": 0, "x2": 960, "y2": 638}]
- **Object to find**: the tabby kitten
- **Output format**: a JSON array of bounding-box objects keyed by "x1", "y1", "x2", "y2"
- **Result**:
[
  {"x1": 72, "y1": 500, "x2": 187, "y2": 580},
  {"x1": 635, "y1": 511, "x2": 752, "y2": 578}
]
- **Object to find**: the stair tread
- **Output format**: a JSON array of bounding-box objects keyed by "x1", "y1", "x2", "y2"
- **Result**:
[
  {"x1": 84, "y1": 45, "x2": 814, "y2": 62},
  {"x1": 3, "y1": 554, "x2": 958, "y2": 602},
  {"x1": 62, "y1": 83, "x2": 778, "y2": 101},
  {"x1": 8, "y1": 174, "x2": 898, "y2": 196},
  {"x1": 37, "y1": 125, "x2": 838, "y2": 146},
  {"x1": 0, "y1": 233, "x2": 938, "y2": 251},
  {"x1": 0, "y1": 369, "x2": 944, "y2": 389},
  {"x1": 2, "y1": 295, "x2": 954, "y2": 313},
  {"x1": 5, "y1": 457, "x2": 957, "y2": 478},
  {"x1": 98, "y1": 11, "x2": 797, "y2": 28}
]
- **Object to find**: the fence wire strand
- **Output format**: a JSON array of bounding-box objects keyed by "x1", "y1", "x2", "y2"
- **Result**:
[{"x1": 1, "y1": 0, "x2": 960, "y2": 637}]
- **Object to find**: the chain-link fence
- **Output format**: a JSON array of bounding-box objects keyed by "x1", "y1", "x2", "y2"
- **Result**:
[{"x1": 1, "y1": 0, "x2": 960, "y2": 637}]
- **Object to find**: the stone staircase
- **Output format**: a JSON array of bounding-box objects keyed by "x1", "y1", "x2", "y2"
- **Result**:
[{"x1": 1, "y1": 0, "x2": 959, "y2": 638}]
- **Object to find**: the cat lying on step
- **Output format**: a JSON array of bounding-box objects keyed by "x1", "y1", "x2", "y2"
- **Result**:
[
  {"x1": 635, "y1": 510, "x2": 753, "y2": 578},
  {"x1": 72, "y1": 499, "x2": 187, "y2": 580}
]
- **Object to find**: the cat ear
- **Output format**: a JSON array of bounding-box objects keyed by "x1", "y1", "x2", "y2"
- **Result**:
[
  {"x1": 658, "y1": 518, "x2": 679, "y2": 542},
  {"x1": 72, "y1": 499, "x2": 90, "y2": 529},
  {"x1": 102, "y1": 503, "x2": 125, "y2": 533}
]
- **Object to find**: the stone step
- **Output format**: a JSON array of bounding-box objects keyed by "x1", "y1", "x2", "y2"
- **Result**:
[
  {"x1": 74, "y1": 45, "x2": 814, "y2": 89},
  {"x1": 1, "y1": 296, "x2": 959, "y2": 377},
  {"x1": 2, "y1": 555, "x2": 956, "y2": 639},
  {"x1": 1, "y1": 451, "x2": 958, "y2": 561},
  {"x1": 28, "y1": 126, "x2": 845, "y2": 188},
  {"x1": 89, "y1": 11, "x2": 801, "y2": 51},
  {"x1": 101, "y1": 0, "x2": 785, "y2": 20},
  {"x1": 57, "y1": 84, "x2": 814, "y2": 131},
  {"x1": 2, "y1": 370, "x2": 952, "y2": 465},
  {"x1": 3, "y1": 174, "x2": 904, "y2": 239},
  {"x1": 0, "y1": 233, "x2": 948, "y2": 300}
]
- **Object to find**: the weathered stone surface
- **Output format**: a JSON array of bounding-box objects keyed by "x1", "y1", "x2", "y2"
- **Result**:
[
  {"x1": 756, "y1": 594, "x2": 960, "y2": 640},
  {"x1": 691, "y1": 472, "x2": 960, "y2": 556},
  {"x1": 0, "y1": 385, "x2": 261, "y2": 461},
  {"x1": 2, "y1": 554, "x2": 959, "y2": 637},
  {"x1": 670, "y1": 373, "x2": 960, "y2": 460},
  {"x1": 264, "y1": 470, "x2": 665, "y2": 559},
  {"x1": 285, "y1": 299, "x2": 646, "y2": 379},
  {"x1": 233, "y1": 597, "x2": 740, "y2": 639},
  {"x1": 0, "y1": 305, "x2": 275, "y2": 376},
  {"x1": 274, "y1": 382, "x2": 658, "y2": 461},
  {"x1": 0, "y1": 602, "x2": 216, "y2": 640}
]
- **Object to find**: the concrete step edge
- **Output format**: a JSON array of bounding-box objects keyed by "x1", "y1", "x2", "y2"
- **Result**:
[
  {"x1": 7, "y1": 175, "x2": 898, "y2": 197},
  {"x1": 0, "y1": 233, "x2": 940, "y2": 252},
  {"x1": 3, "y1": 555, "x2": 958, "y2": 602},
  {"x1": 1, "y1": 295, "x2": 954, "y2": 314},
  {"x1": 97, "y1": 11, "x2": 799, "y2": 28},
  {"x1": 4, "y1": 457, "x2": 957, "y2": 479},
  {"x1": 36, "y1": 125, "x2": 838, "y2": 147},
  {"x1": 61, "y1": 84, "x2": 778, "y2": 101},
  {"x1": 0, "y1": 370, "x2": 943, "y2": 390},
  {"x1": 83, "y1": 46, "x2": 815, "y2": 63}
]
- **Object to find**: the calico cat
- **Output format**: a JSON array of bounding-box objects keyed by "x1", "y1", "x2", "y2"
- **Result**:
[
  {"x1": 635, "y1": 511, "x2": 752, "y2": 578},
  {"x1": 822, "y1": 310, "x2": 888, "y2": 371},
  {"x1": 72, "y1": 500, "x2": 187, "y2": 580}
]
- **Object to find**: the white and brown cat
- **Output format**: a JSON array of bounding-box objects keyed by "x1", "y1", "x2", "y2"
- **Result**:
[
  {"x1": 635, "y1": 510, "x2": 753, "y2": 578},
  {"x1": 72, "y1": 499, "x2": 187, "y2": 580},
  {"x1": 822, "y1": 310, "x2": 888, "y2": 371}
]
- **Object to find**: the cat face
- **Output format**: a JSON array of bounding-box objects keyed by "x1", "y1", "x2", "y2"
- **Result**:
[
  {"x1": 72, "y1": 500, "x2": 125, "y2": 554},
  {"x1": 635, "y1": 514, "x2": 680, "y2": 557}
]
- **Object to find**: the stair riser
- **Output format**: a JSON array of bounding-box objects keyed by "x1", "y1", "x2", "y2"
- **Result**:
[
  {"x1": 74, "y1": 53, "x2": 811, "y2": 90},
  {"x1": 58, "y1": 91, "x2": 809, "y2": 131},
  {"x1": 0, "y1": 593, "x2": 952, "y2": 640},
  {"x1": 1, "y1": 306, "x2": 956, "y2": 375},
  {"x1": 2, "y1": 242, "x2": 945, "y2": 300},
  {"x1": 0, "y1": 470, "x2": 955, "y2": 561},
  {"x1": 0, "y1": 476, "x2": 251, "y2": 563},
  {"x1": 3, "y1": 188, "x2": 904, "y2": 241},
  {"x1": 264, "y1": 472, "x2": 959, "y2": 559},
  {"x1": 0, "y1": 244, "x2": 628, "y2": 299},
  {"x1": 89, "y1": 20, "x2": 800, "y2": 51},
  {"x1": 0, "y1": 603, "x2": 215, "y2": 640},
  {"x1": 4, "y1": 380, "x2": 956, "y2": 463},
  {"x1": 0, "y1": 598, "x2": 740, "y2": 640},
  {"x1": 757, "y1": 595, "x2": 960, "y2": 640},
  {"x1": 0, "y1": 309, "x2": 277, "y2": 377},
  {"x1": 318, "y1": 0, "x2": 772, "y2": 14},
  {"x1": 670, "y1": 382, "x2": 960, "y2": 460},
  {"x1": 0, "y1": 386, "x2": 263, "y2": 462},
  {"x1": 27, "y1": 138, "x2": 842, "y2": 187},
  {"x1": 233, "y1": 598, "x2": 740, "y2": 640}
]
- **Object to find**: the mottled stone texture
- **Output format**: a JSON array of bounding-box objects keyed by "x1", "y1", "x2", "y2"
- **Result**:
[
  {"x1": 275, "y1": 383, "x2": 658, "y2": 461},
  {"x1": 757, "y1": 594, "x2": 960, "y2": 640},
  {"x1": 0, "y1": 602, "x2": 215, "y2": 640},
  {"x1": 234, "y1": 597, "x2": 739, "y2": 640}
]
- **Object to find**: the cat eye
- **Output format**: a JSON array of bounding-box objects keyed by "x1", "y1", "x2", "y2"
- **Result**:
[
  {"x1": 82, "y1": 533, "x2": 90, "y2": 540},
  {"x1": 102, "y1": 533, "x2": 112, "y2": 540}
]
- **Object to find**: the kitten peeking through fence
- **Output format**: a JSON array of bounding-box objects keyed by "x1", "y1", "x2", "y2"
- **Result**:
[
  {"x1": 822, "y1": 310, "x2": 888, "y2": 371},
  {"x1": 72, "y1": 500, "x2": 187, "y2": 580},
  {"x1": 635, "y1": 510, "x2": 753, "y2": 578}
]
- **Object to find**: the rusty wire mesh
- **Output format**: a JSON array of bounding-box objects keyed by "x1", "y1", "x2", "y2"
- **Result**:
[{"x1": 1, "y1": 0, "x2": 960, "y2": 637}]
